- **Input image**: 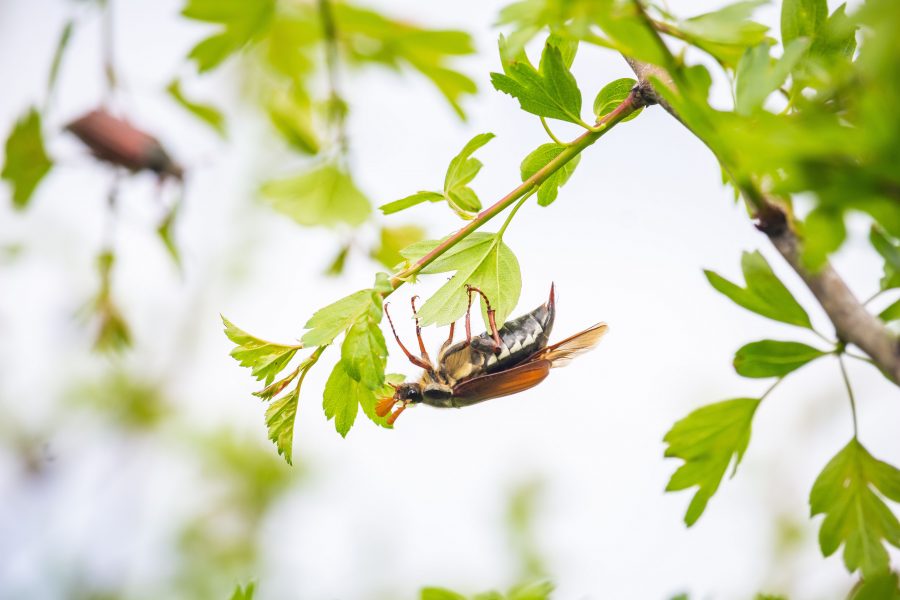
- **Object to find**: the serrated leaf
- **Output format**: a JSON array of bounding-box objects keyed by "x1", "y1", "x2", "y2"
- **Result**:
[
  {"x1": 266, "y1": 386, "x2": 298, "y2": 464},
  {"x1": 735, "y1": 39, "x2": 810, "y2": 115},
  {"x1": 2, "y1": 107, "x2": 52, "y2": 210},
  {"x1": 810, "y1": 438, "x2": 900, "y2": 577},
  {"x1": 222, "y1": 316, "x2": 301, "y2": 385},
  {"x1": 261, "y1": 164, "x2": 371, "y2": 228},
  {"x1": 733, "y1": 340, "x2": 827, "y2": 378},
  {"x1": 705, "y1": 250, "x2": 812, "y2": 329},
  {"x1": 413, "y1": 233, "x2": 521, "y2": 329},
  {"x1": 519, "y1": 143, "x2": 581, "y2": 207},
  {"x1": 871, "y1": 226, "x2": 900, "y2": 291},
  {"x1": 593, "y1": 77, "x2": 641, "y2": 122},
  {"x1": 167, "y1": 79, "x2": 226, "y2": 137},
  {"x1": 341, "y1": 303, "x2": 387, "y2": 390},
  {"x1": 323, "y1": 360, "x2": 378, "y2": 436},
  {"x1": 781, "y1": 0, "x2": 827, "y2": 47},
  {"x1": 810, "y1": 4, "x2": 857, "y2": 63},
  {"x1": 372, "y1": 225, "x2": 426, "y2": 269},
  {"x1": 665, "y1": 398, "x2": 761, "y2": 525},
  {"x1": 380, "y1": 191, "x2": 445, "y2": 215},
  {"x1": 301, "y1": 289, "x2": 378, "y2": 347},
  {"x1": 443, "y1": 132, "x2": 495, "y2": 216},
  {"x1": 183, "y1": 0, "x2": 275, "y2": 72},
  {"x1": 333, "y1": 4, "x2": 476, "y2": 119},
  {"x1": 490, "y1": 36, "x2": 583, "y2": 124}
]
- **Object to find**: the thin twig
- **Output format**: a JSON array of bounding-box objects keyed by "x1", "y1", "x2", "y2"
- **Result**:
[
  {"x1": 620, "y1": 10, "x2": 900, "y2": 386},
  {"x1": 317, "y1": 0, "x2": 349, "y2": 156},
  {"x1": 385, "y1": 90, "x2": 647, "y2": 294}
]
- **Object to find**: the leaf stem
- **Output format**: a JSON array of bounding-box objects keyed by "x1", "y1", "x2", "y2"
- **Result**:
[
  {"x1": 540, "y1": 117, "x2": 565, "y2": 146},
  {"x1": 497, "y1": 189, "x2": 535, "y2": 239},
  {"x1": 862, "y1": 289, "x2": 884, "y2": 306},
  {"x1": 760, "y1": 377, "x2": 783, "y2": 402},
  {"x1": 386, "y1": 90, "x2": 645, "y2": 294},
  {"x1": 838, "y1": 355, "x2": 859, "y2": 438}
]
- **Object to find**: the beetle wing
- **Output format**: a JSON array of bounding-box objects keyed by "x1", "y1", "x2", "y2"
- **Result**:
[
  {"x1": 451, "y1": 359, "x2": 551, "y2": 406},
  {"x1": 536, "y1": 322, "x2": 608, "y2": 368}
]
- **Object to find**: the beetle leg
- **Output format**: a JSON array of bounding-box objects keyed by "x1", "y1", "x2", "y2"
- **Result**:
[
  {"x1": 440, "y1": 321, "x2": 456, "y2": 354},
  {"x1": 465, "y1": 285, "x2": 503, "y2": 354},
  {"x1": 410, "y1": 296, "x2": 433, "y2": 367},
  {"x1": 384, "y1": 302, "x2": 435, "y2": 372}
]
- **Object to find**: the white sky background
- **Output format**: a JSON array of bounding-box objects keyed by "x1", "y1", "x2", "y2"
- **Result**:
[{"x1": 1, "y1": 0, "x2": 898, "y2": 598}]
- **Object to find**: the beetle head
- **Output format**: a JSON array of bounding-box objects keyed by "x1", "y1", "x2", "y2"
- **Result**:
[{"x1": 375, "y1": 382, "x2": 422, "y2": 425}]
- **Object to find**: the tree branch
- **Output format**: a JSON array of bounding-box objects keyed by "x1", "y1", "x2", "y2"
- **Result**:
[
  {"x1": 623, "y1": 57, "x2": 900, "y2": 385},
  {"x1": 385, "y1": 90, "x2": 647, "y2": 293}
]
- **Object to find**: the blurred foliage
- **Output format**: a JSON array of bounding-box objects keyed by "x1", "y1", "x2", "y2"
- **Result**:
[{"x1": 1, "y1": 107, "x2": 52, "y2": 209}]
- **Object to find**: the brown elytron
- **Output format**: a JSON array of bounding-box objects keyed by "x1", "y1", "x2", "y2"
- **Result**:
[{"x1": 377, "y1": 284, "x2": 608, "y2": 424}]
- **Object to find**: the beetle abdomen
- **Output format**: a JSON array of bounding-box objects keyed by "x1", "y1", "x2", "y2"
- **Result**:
[{"x1": 480, "y1": 300, "x2": 554, "y2": 373}]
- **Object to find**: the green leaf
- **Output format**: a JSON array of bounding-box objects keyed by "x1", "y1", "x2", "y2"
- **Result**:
[
  {"x1": 371, "y1": 225, "x2": 426, "y2": 269},
  {"x1": 265, "y1": 386, "x2": 298, "y2": 465},
  {"x1": 490, "y1": 36, "x2": 583, "y2": 125},
  {"x1": 664, "y1": 398, "x2": 761, "y2": 525},
  {"x1": 733, "y1": 340, "x2": 827, "y2": 378},
  {"x1": 421, "y1": 589, "x2": 467, "y2": 600},
  {"x1": 323, "y1": 360, "x2": 379, "y2": 437},
  {"x1": 589, "y1": 0, "x2": 672, "y2": 67},
  {"x1": 2, "y1": 108, "x2": 52, "y2": 210},
  {"x1": 810, "y1": 4, "x2": 857, "y2": 63},
  {"x1": 445, "y1": 132, "x2": 494, "y2": 191},
  {"x1": 519, "y1": 143, "x2": 581, "y2": 207},
  {"x1": 332, "y1": 4, "x2": 477, "y2": 119},
  {"x1": 682, "y1": 0, "x2": 768, "y2": 39},
  {"x1": 167, "y1": 79, "x2": 226, "y2": 137},
  {"x1": 442, "y1": 132, "x2": 495, "y2": 217},
  {"x1": 810, "y1": 438, "x2": 900, "y2": 577},
  {"x1": 182, "y1": 0, "x2": 275, "y2": 72},
  {"x1": 735, "y1": 39, "x2": 810, "y2": 115},
  {"x1": 380, "y1": 191, "x2": 445, "y2": 215},
  {"x1": 781, "y1": 0, "x2": 827, "y2": 47},
  {"x1": 593, "y1": 77, "x2": 642, "y2": 122},
  {"x1": 222, "y1": 316, "x2": 301, "y2": 385},
  {"x1": 301, "y1": 289, "x2": 379, "y2": 347},
  {"x1": 850, "y1": 572, "x2": 900, "y2": 600},
  {"x1": 341, "y1": 303, "x2": 387, "y2": 390},
  {"x1": 266, "y1": 89, "x2": 318, "y2": 154},
  {"x1": 879, "y1": 299, "x2": 900, "y2": 323},
  {"x1": 261, "y1": 164, "x2": 371, "y2": 228},
  {"x1": 410, "y1": 233, "x2": 522, "y2": 329},
  {"x1": 229, "y1": 582, "x2": 256, "y2": 600},
  {"x1": 871, "y1": 226, "x2": 900, "y2": 291},
  {"x1": 704, "y1": 250, "x2": 813, "y2": 329}
]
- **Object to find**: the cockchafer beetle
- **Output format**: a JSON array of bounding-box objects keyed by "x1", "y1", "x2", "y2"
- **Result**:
[{"x1": 377, "y1": 284, "x2": 608, "y2": 424}]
